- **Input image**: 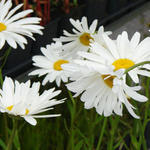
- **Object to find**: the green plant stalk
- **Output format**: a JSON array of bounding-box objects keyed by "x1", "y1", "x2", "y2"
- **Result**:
[
  {"x1": 125, "y1": 61, "x2": 150, "y2": 149},
  {"x1": 130, "y1": 101, "x2": 140, "y2": 150},
  {"x1": 0, "y1": 48, "x2": 12, "y2": 143},
  {"x1": 4, "y1": 114, "x2": 9, "y2": 144},
  {"x1": 0, "y1": 47, "x2": 11, "y2": 70},
  {"x1": 134, "y1": 77, "x2": 150, "y2": 150},
  {"x1": 139, "y1": 121, "x2": 147, "y2": 150},
  {"x1": 124, "y1": 61, "x2": 150, "y2": 74},
  {"x1": 131, "y1": 99, "x2": 147, "y2": 150},
  {"x1": 144, "y1": 77, "x2": 150, "y2": 126},
  {"x1": 96, "y1": 117, "x2": 107, "y2": 150},
  {"x1": 6, "y1": 119, "x2": 18, "y2": 150},
  {"x1": 142, "y1": 77, "x2": 150, "y2": 150},
  {"x1": 0, "y1": 69, "x2": 3, "y2": 88},
  {"x1": 108, "y1": 117, "x2": 119, "y2": 150},
  {"x1": 114, "y1": 131, "x2": 130, "y2": 150},
  {"x1": 0, "y1": 47, "x2": 11, "y2": 87},
  {"x1": 67, "y1": 91, "x2": 76, "y2": 150}
]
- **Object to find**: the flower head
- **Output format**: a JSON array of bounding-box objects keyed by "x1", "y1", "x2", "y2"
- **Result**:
[
  {"x1": 0, "y1": 77, "x2": 64, "y2": 126},
  {"x1": 29, "y1": 42, "x2": 72, "y2": 86},
  {"x1": 64, "y1": 64, "x2": 147, "y2": 118},
  {"x1": 0, "y1": 0, "x2": 43, "y2": 49},
  {"x1": 77, "y1": 31, "x2": 150, "y2": 83},
  {"x1": 54, "y1": 17, "x2": 111, "y2": 58}
]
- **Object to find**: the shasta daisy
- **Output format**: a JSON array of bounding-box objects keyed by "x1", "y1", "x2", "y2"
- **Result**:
[
  {"x1": 54, "y1": 16, "x2": 111, "y2": 58},
  {"x1": 0, "y1": 77, "x2": 64, "y2": 126},
  {"x1": 77, "y1": 31, "x2": 150, "y2": 83},
  {"x1": 63, "y1": 64, "x2": 147, "y2": 118},
  {"x1": 29, "y1": 42, "x2": 72, "y2": 86},
  {"x1": 0, "y1": 0, "x2": 43, "y2": 49}
]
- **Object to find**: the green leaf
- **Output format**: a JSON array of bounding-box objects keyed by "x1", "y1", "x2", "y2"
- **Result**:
[
  {"x1": 130, "y1": 135, "x2": 139, "y2": 149},
  {"x1": 0, "y1": 139, "x2": 6, "y2": 150},
  {"x1": 75, "y1": 140, "x2": 83, "y2": 150},
  {"x1": 13, "y1": 130, "x2": 21, "y2": 150},
  {"x1": 75, "y1": 128, "x2": 89, "y2": 146}
]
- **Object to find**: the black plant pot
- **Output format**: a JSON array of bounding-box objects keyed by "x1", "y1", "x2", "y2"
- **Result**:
[
  {"x1": 57, "y1": 5, "x2": 86, "y2": 36},
  {"x1": 57, "y1": 0, "x2": 107, "y2": 36},
  {"x1": 99, "y1": 0, "x2": 147, "y2": 26},
  {"x1": 85, "y1": 0, "x2": 108, "y2": 23}
]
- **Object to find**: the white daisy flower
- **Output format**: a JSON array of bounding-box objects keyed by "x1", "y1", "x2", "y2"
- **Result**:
[
  {"x1": 64, "y1": 64, "x2": 147, "y2": 118},
  {"x1": 77, "y1": 31, "x2": 150, "y2": 83},
  {"x1": 53, "y1": 16, "x2": 111, "y2": 58},
  {"x1": 0, "y1": 77, "x2": 64, "y2": 126},
  {"x1": 92, "y1": 26, "x2": 112, "y2": 47},
  {"x1": 0, "y1": 0, "x2": 44, "y2": 49},
  {"x1": 29, "y1": 42, "x2": 72, "y2": 87}
]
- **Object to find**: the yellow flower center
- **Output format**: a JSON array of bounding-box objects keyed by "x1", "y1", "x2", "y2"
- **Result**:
[
  {"x1": 53, "y1": 59, "x2": 69, "y2": 71},
  {"x1": 112, "y1": 58, "x2": 135, "y2": 71},
  {"x1": 102, "y1": 59, "x2": 134, "y2": 88},
  {"x1": 101, "y1": 75, "x2": 115, "y2": 88},
  {"x1": 7, "y1": 105, "x2": 13, "y2": 111},
  {"x1": 101, "y1": 59, "x2": 134, "y2": 89},
  {"x1": 0, "y1": 23, "x2": 7, "y2": 32},
  {"x1": 79, "y1": 33, "x2": 93, "y2": 46},
  {"x1": 25, "y1": 109, "x2": 29, "y2": 115}
]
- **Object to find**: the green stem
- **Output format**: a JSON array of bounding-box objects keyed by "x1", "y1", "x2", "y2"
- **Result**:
[
  {"x1": 96, "y1": 118, "x2": 107, "y2": 150},
  {"x1": 108, "y1": 117, "x2": 119, "y2": 150},
  {"x1": 67, "y1": 91, "x2": 76, "y2": 150},
  {"x1": 6, "y1": 119, "x2": 17, "y2": 150},
  {"x1": 142, "y1": 77, "x2": 150, "y2": 150},
  {"x1": 0, "y1": 69, "x2": 3, "y2": 88},
  {"x1": 4, "y1": 114, "x2": 8, "y2": 144},
  {"x1": 0, "y1": 47, "x2": 11, "y2": 70},
  {"x1": 0, "y1": 47, "x2": 11, "y2": 88},
  {"x1": 144, "y1": 77, "x2": 150, "y2": 123},
  {"x1": 124, "y1": 61, "x2": 150, "y2": 74},
  {"x1": 0, "y1": 48, "x2": 12, "y2": 143},
  {"x1": 124, "y1": 58, "x2": 150, "y2": 149},
  {"x1": 140, "y1": 121, "x2": 147, "y2": 150}
]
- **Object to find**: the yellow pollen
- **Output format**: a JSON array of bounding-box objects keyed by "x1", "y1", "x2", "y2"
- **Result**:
[
  {"x1": 7, "y1": 105, "x2": 13, "y2": 111},
  {"x1": 112, "y1": 58, "x2": 135, "y2": 71},
  {"x1": 79, "y1": 33, "x2": 93, "y2": 46},
  {"x1": 53, "y1": 59, "x2": 69, "y2": 71},
  {"x1": 0, "y1": 23, "x2": 7, "y2": 32},
  {"x1": 102, "y1": 75, "x2": 115, "y2": 88},
  {"x1": 25, "y1": 109, "x2": 29, "y2": 115}
]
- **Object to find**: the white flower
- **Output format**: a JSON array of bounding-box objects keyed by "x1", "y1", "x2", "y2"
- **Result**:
[
  {"x1": 0, "y1": 0, "x2": 43, "y2": 49},
  {"x1": 53, "y1": 16, "x2": 111, "y2": 58},
  {"x1": 29, "y1": 42, "x2": 72, "y2": 87},
  {"x1": 64, "y1": 64, "x2": 147, "y2": 118},
  {"x1": 0, "y1": 77, "x2": 64, "y2": 126},
  {"x1": 92, "y1": 26, "x2": 112, "y2": 47},
  {"x1": 77, "y1": 31, "x2": 150, "y2": 83}
]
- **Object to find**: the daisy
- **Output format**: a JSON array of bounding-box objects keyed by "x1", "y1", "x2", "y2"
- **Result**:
[
  {"x1": 76, "y1": 31, "x2": 150, "y2": 83},
  {"x1": 29, "y1": 42, "x2": 72, "y2": 87},
  {"x1": 92, "y1": 26, "x2": 112, "y2": 47},
  {"x1": 63, "y1": 64, "x2": 147, "y2": 118},
  {"x1": 53, "y1": 16, "x2": 111, "y2": 58},
  {"x1": 0, "y1": 0, "x2": 43, "y2": 49},
  {"x1": 0, "y1": 77, "x2": 64, "y2": 126}
]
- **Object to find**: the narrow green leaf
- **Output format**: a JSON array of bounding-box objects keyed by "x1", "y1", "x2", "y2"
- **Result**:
[
  {"x1": 13, "y1": 130, "x2": 21, "y2": 150},
  {"x1": 0, "y1": 139, "x2": 6, "y2": 150},
  {"x1": 75, "y1": 140, "x2": 83, "y2": 150}
]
